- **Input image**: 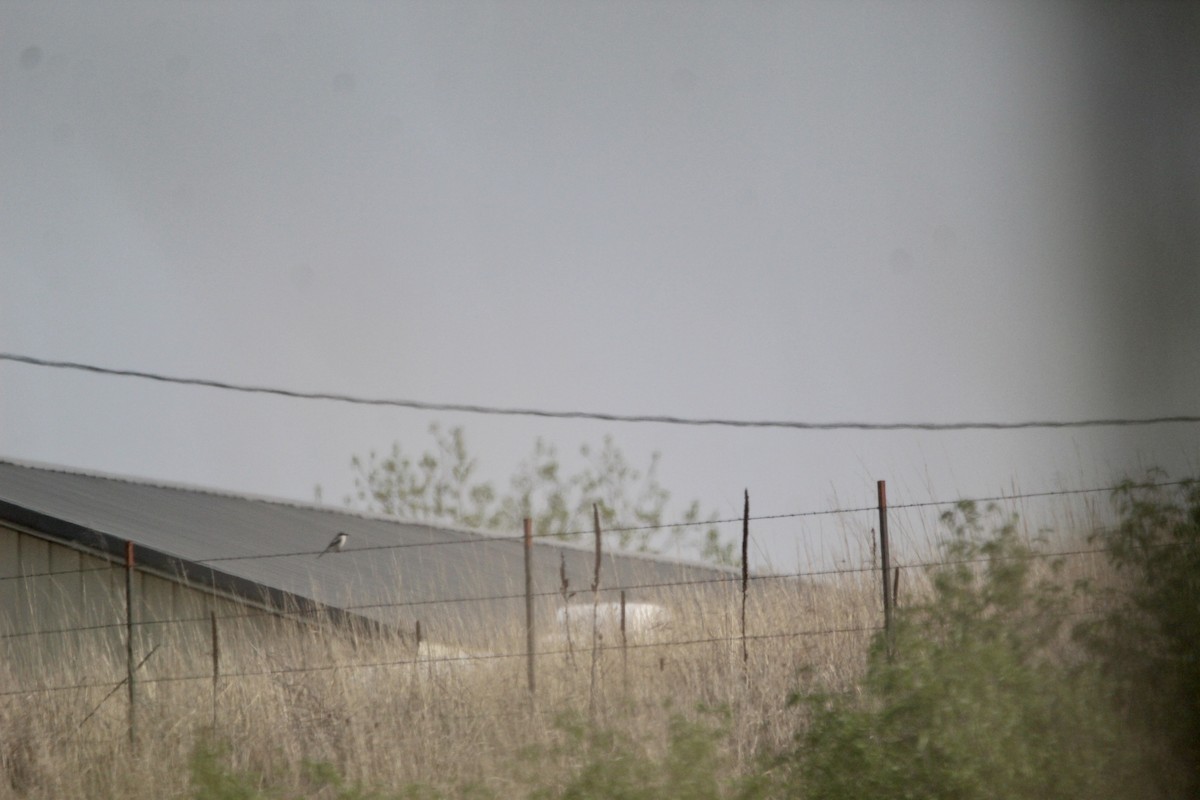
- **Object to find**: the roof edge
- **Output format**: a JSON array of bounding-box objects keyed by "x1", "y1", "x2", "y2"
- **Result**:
[{"x1": 0, "y1": 455, "x2": 735, "y2": 575}]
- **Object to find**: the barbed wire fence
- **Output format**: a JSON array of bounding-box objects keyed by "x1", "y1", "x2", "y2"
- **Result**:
[{"x1": 0, "y1": 477, "x2": 1181, "y2": 743}]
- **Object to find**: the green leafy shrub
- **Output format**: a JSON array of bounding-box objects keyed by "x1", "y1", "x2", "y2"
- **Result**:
[
  {"x1": 770, "y1": 502, "x2": 1137, "y2": 800},
  {"x1": 1079, "y1": 476, "x2": 1200, "y2": 797}
]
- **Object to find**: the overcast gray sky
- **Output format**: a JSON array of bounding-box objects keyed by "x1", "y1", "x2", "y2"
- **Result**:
[{"x1": 2, "y1": 1, "x2": 1198, "y2": 570}]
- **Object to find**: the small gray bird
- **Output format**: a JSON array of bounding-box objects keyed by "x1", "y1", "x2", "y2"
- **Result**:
[{"x1": 318, "y1": 531, "x2": 348, "y2": 558}]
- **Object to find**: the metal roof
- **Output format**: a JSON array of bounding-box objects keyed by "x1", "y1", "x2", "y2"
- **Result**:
[{"x1": 0, "y1": 458, "x2": 734, "y2": 643}]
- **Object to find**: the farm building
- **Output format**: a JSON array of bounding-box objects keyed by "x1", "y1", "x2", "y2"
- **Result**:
[{"x1": 0, "y1": 458, "x2": 736, "y2": 693}]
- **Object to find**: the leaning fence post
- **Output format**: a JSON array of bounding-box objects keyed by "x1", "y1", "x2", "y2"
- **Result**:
[
  {"x1": 124, "y1": 541, "x2": 137, "y2": 745},
  {"x1": 877, "y1": 481, "x2": 894, "y2": 654},
  {"x1": 523, "y1": 518, "x2": 536, "y2": 701}
]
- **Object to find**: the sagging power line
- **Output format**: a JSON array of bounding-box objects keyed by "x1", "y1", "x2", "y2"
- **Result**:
[{"x1": 3, "y1": 352, "x2": 1199, "y2": 432}]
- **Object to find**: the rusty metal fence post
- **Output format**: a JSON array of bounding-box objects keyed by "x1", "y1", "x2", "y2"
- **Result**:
[
  {"x1": 523, "y1": 518, "x2": 535, "y2": 700},
  {"x1": 210, "y1": 611, "x2": 220, "y2": 731},
  {"x1": 877, "y1": 481, "x2": 894, "y2": 655},
  {"x1": 741, "y1": 490, "x2": 750, "y2": 666},
  {"x1": 124, "y1": 541, "x2": 137, "y2": 745}
]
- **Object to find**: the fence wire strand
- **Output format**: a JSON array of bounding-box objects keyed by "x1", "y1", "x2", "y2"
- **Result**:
[{"x1": 0, "y1": 478, "x2": 1189, "y2": 701}]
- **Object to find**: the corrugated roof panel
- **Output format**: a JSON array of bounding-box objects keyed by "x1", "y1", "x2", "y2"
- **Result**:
[{"x1": 0, "y1": 459, "x2": 734, "y2": 637}]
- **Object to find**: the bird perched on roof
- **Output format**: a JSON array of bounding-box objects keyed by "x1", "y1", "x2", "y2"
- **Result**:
[{"x1": 318, "y1": 531, "x2": 348, "y2": 558}]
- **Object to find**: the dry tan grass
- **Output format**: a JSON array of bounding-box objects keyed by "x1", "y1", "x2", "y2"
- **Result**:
[
  {"x1": 0, "y1": 504, "x2": 1123, "y2": 799},
  {"x1": 0, "y1": 574, "x2": 882, "y2": 798}
]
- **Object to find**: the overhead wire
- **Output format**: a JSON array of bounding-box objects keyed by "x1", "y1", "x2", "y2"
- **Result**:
[
  {"x1": 4, "y1": 351, "x2": 1199, "y2": 431},
  {"x1": 1, "y1": 356, "x2": 1192, "y2": 703}
]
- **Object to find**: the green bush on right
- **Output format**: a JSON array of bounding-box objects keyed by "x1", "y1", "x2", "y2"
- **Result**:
[{"x1": 767, "y1": 500, "x2": 1143, "y2": 800}]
